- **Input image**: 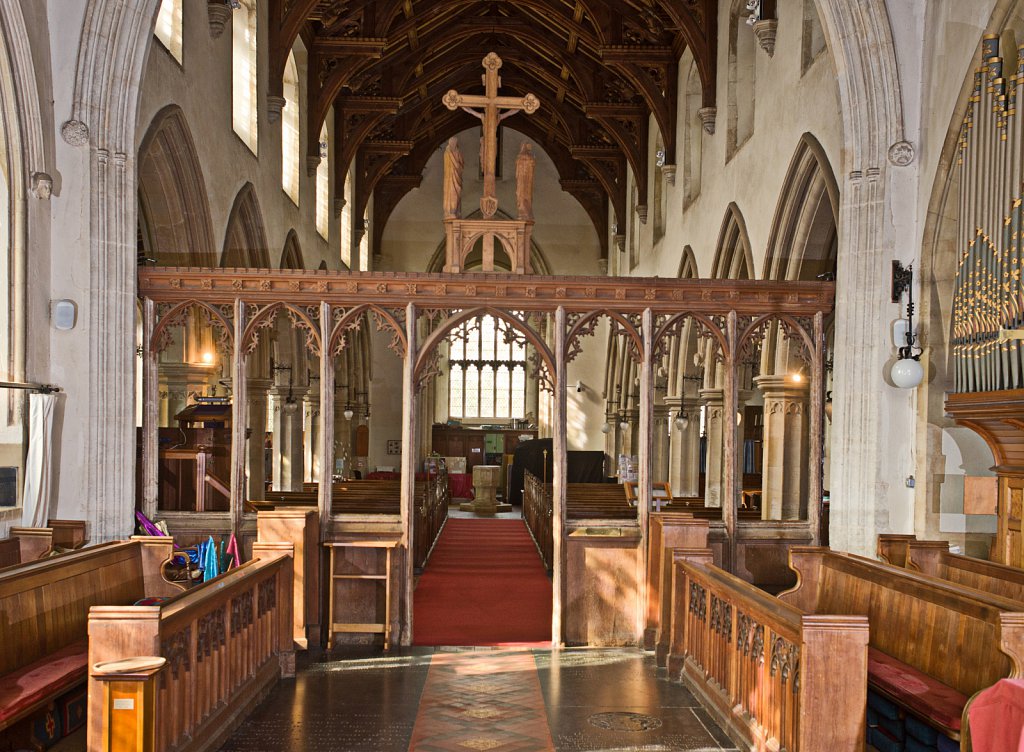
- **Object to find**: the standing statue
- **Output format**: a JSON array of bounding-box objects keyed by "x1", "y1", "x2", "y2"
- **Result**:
[
  {"x1": 515, "y1": 142, "x2": 536, "y2": 221},
  {"x1": 442, "y1": 137, "x2": 464, "y2": 219}
]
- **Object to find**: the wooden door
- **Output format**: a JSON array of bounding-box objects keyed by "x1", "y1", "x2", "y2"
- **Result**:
[{"x1": 999, "y1": 475, "x2": 1024, "y2": 566}]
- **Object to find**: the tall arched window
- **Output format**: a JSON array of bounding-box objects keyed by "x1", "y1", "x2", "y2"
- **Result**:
[
  {"x1": 448, "y1": 316, "x2": 528, "y2": 420},
  {"x1": 281, "y1": 51, "x2": 299, "y2": 204},
  {"x1": 315, "y1": 120, "x2": 329, "y2": 239},
  {"x1": 232, "y1": 0, "x2": 258, "y2": 154},
  {"x1": 340, "y1": 168, "x2": 353, "y2": 267},
  {"x1": 154, "y1": 0, "x2": 183, "y2": 63},
  {"x1": 683, "y1": 60, "x2": 703, "y2": 207}
]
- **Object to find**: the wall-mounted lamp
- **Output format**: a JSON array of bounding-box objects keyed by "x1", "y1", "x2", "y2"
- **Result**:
[
  {"x1": 619, "y1": 417, "x2": 630, "y2": 431},
  {"x1": 674, "y1": 411, "x2": 689, "y2": 430},
  {"x1": 272, "y1": 360, "x2": 299, "y2": 415},
  {"x1": 343, "y1": 405, "x2": 355, "y2": 420},
  {"x1": 600, "y1": 422, "x2": 611, "y2": 434},
  {"x1": 890, "y1": 260, "x2": 923, "y2": 389}
]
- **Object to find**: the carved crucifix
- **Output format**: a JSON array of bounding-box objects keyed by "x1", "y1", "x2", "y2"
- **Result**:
[{"x1": 442, "y1": 52, "x2": 540, "y2": 218}]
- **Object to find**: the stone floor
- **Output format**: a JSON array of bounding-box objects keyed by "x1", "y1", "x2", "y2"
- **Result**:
[{"x1": 219, "y1": 647, "x2": 738, "y2": 752}]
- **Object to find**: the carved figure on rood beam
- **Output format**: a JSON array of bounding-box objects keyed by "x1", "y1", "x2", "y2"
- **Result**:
[
  {"x1": 442, "y1": 52, "x2": 540, "y2": 218},
  {"x1": 516, "y1": 143, "x2": 535, "y2": 221},
  {"x1": 442, "y1": 137, "x2": 464, "y2": 219}
]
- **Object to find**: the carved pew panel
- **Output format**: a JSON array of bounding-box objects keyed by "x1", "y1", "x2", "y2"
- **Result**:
[
  {"x1": 669, "y1": 554, "x2": 869, "y2": 751},
  {"x1": 87, "y1": 550, "x2": 294, "y2": 752}
]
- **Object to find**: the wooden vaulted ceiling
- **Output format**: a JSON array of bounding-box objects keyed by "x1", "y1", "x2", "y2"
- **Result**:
[{"x1": 267, "y1": 0, "x2": 718, "y2": 258}]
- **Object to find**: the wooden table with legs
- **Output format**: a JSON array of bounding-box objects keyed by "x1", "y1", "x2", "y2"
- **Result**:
[{"x1": 323, "y1": 539, "x2": 399, "y2": 651}]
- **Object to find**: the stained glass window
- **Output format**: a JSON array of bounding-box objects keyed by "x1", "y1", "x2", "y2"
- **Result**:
[
  {"x1": 495, "y1": 366, "x2": 510, "y2": 418},
  {"x1": 464, "y1": 366, "x2": 479, "y2": 418},
  {"x1": 480, "y1": 366, "x2": 495, "y2": 417},
  {"x1": 511, "y1": 366, "x2": 526, "y2": 419}
]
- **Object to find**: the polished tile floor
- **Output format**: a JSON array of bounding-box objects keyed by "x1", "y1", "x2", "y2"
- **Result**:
[{"x1": 219, "y1": 647, "x2": 738, "y2": 752}]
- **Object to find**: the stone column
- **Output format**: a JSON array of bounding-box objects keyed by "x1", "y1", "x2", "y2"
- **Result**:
[
  {"x1": 272, "y1": 387, "x2": 305, "y2": 491},
  {"x1": 303, "y1": 390, "x2": 321, "y2": 483},
  {"x1": 246, "y1": 378, "x2": 272, "y2": 501},
  {"x1": 651, "y1": 403, "x2": 671, "y2": 486},
  {"x1": 700, "y1": 388, "x2": 725, "y2": 508},
  {"x1": 666, "y1": 396, "x2": 702, "y2": 498},
  {"x1": 755, "y1": 375, "x2": 809, "y2": 520},
  {"x1": 700, "y1": 387, "x2": 752, "y2": 510}
]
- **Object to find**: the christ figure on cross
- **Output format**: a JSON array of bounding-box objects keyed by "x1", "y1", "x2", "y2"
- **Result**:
[{"x1": 442, "y1": 53, "x2": 540, "y2": 219}]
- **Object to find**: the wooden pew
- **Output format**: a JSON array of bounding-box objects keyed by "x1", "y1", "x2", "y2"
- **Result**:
[
  {"x1": 879, "y1": 533, "x2": 1024, "y2": 604},
  {"x1": 0, "y1": 526, "x2": 54, "y2": 567},
  {"x1": 668, "y1": 550, "x2": 869, "y2": 750},
  {"x1": 87, "y1": 544, "x2": 294, "y2": 752},
  {"x1": 566, "y1": 483, "x2": 635, "y2": 519},
  {"x1": 780, "y1": 547, "x2": 1024, "y2": 746},
  {"x1": 0, "y1": 537, "x2": 182, "y2": 735},
  {"x1": 644, "y1": 511, "x2": 710, "y2": 652}
]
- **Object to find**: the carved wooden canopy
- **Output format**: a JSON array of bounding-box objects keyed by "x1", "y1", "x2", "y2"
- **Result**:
[{"x1": 263, "y1": 0, "x2": 720, "y2": 259}]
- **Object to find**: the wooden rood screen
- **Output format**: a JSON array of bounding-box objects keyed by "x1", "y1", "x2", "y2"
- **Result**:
[{"x1": 138, "y1": 268, "x2": 833, "y2": 642}]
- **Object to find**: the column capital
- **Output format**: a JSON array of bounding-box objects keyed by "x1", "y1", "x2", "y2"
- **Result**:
[{"x1": 754, "y1": 374, "x2": 810, "y2": 399}]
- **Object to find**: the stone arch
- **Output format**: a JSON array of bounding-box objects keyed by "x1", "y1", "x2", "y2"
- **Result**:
[
  {"x1": 762, "y1": 134, "x2": 839, "y2": 283},
  {"x1": 137, "y1": 104, "x2": 216, "y2": 266},
  {"x1": 711, "y1": 203, "x2": 754, "y2": 280},
  {"x1": 280, "y1": 230, "x2": 303, "y2": 270},
  {"x1": 222, "y1": 182, "x2": 270, "y2": 268},
  {"x1": 677, "y1": 245, "x2": 699, "y2": 279}
]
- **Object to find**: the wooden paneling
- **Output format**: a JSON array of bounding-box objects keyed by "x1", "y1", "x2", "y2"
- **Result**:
[
  {"x1": 667, "y1": 552, "x2": 869, "y2": 751},
  {"x1": 781, "y1": 547, "x2": 1024, "y2": 700}
]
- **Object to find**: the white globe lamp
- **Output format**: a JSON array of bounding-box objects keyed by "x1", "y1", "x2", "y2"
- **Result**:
[{"x1": 891, "y1": 357, "x2": 923, "y2": 389}]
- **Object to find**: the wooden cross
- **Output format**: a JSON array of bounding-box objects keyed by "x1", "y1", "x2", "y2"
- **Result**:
[{"x1": 442, "y1": 52, "x2": 539, "y2": 218}]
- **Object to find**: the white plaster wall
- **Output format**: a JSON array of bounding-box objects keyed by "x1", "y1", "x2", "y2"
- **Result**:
[
  {"x1": 382, "y1": 127, "x2": 602, "y2": 275},
  {"x1": 136, "y1": 3, "x2": 337, "y2": 271},
  {"x1": 566, "y1": 318, "x2": 610, "y2": 451},
  {"x1": 630, "y1": 0, "x2": 844, "y2": 281}
]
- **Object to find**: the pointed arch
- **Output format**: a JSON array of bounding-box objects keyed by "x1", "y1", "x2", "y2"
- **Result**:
[
  {"x1": 138, "y1": 104, "x2": 216, "y2": 266},
  {"x1": 762, "y1": 134, "x2": 839, "y2": 282},
  {"x1": 711, "y1": 203, "x2": 754, "y2": 280},
  {"x1": 280, "y1": 230, "x2": 303, "y2": 270},
  {"x1": 222, "y1": 182, "x2": 270, "y2": 268},
  {"x1": 682, "y1": 57, "x2": 703, "y2": 208},
  {"x1": 677, "y1": 245, "x2": 699, "y2": 279}
]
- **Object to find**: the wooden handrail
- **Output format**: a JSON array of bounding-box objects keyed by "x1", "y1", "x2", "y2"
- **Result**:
[
  {"x1": 671, "y1": 555, "x2": 868, "y2": 751},
  {"x1": 88, "y1": 549, "x2": 294, "y2": 751}
]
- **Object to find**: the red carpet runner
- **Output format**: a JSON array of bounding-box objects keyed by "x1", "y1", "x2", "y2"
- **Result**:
[{"x1": 413, "y1": 518, "x2": 552, "y2": 646}]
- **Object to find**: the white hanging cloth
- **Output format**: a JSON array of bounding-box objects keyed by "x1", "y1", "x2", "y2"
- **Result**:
[{"x1": 22, "y1": 391, "x2": 56, "y2": 528}]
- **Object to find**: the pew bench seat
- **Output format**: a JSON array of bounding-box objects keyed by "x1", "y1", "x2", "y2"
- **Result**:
[
  {"x1": 868, "y1": 647, "x2": 969, "y2": 736},
  {"x1": 0, "y1": 640, "x2": 88, "y2": 731}
]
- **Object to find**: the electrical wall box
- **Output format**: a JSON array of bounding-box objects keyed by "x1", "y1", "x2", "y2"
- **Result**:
[{"x1": 51, "y1": 299, "x2": 77, "y2": 330}]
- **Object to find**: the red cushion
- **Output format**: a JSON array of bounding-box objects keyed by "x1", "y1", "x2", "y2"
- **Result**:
[
  {"x1": 0, "y1": 640, "x2": 88, "y2": 727},
  {"x1": 868, "y1": 647, "x2": 968, "y2": 733}
]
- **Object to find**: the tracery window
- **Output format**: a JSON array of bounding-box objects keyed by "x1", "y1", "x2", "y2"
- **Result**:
[
  {"x1": 281, "y1": 52, "x2": 299, "y2": 204},
  {"x1": 154, "y1": 0, "x2": 183, "y2": 63},
  {"x1": 448, "y1": 315, "x2": 528, "y2": 420},
  {"x1": 315, "y1": 120, "x2": 329, "y2": 239},
  {"x1": 232, "y1": 0, "x2": 258, "y2": 154}
]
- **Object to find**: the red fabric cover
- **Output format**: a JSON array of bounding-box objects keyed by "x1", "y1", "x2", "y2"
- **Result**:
[
  {"x1": 0, "y1": 641, "x2": 88, "y2": 726},
  {"x1": 449, "y1": 472, "x2": 474, "y2": 499},
  {"x1": 365, "y1": 471, "x2": 399, "y2": 480},
  {"x1": 968, "y1": 678, "x2": 1024, "y2": 752},
  {"x1": 868, "y1": 647, "x2": 968, "y2": 733}
]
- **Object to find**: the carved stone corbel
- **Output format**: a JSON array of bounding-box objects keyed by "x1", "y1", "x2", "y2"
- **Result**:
[
  {"x1": 698, "y1": 107, "x2": 717, "y2": 136},
  {"x1": 614, "y1": 234, "x2": 626, "y2": 254},
  {"x1": 306, "y1": 155, "x2": 321, "y2": 177},
  {"x1": 267, "y1": 95, "x2": 286, "y2": 125},
  {"x1": 333, "y1": 197, "x2": 346, "y2": 218},
  {"x1": 31, "y1": 172, "x2": 52, "y2": 200},
  {"x1": 208, "y1": 1, "x2": 232, "y2": 38},
  {"x1": 753, "y1": 19, "x2": 778, "y2": 58},
  {"x1": 662, "y1": 164, "x2": 677, "y2": 186},
  {"x1": 637, "y1": 204, "x2": 648, "y2": 224}
]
